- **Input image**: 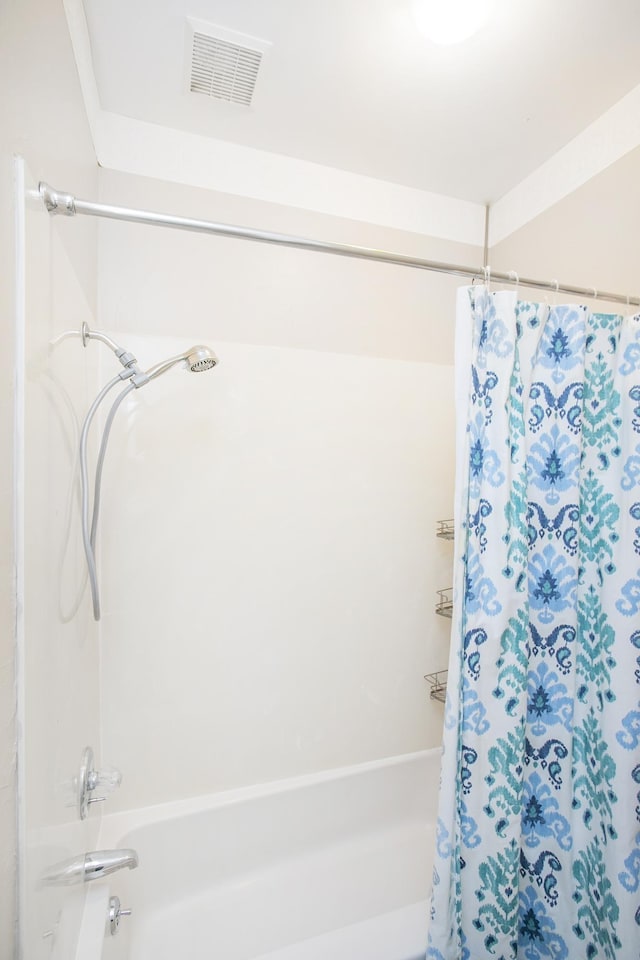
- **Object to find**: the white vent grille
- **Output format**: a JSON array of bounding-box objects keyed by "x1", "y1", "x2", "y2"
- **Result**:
[{"x1": 190, "y1": 31, "x2": 262, "y2": 106}]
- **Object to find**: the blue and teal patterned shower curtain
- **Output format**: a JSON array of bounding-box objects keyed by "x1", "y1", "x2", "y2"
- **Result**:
[{"x1": 427, "y1": 287, "x2": 640, "y2": 960}]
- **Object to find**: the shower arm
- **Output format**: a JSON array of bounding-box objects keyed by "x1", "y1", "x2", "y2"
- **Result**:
[
  {"x1": 81, "y1": 322, "x2": 142, "y2": 375},
  {"x1": 81, "y1": 323, "x2": 170, "y2": 388},
  {"x1": 81, "y1": 322, "x2": 124, "y2": 355}
]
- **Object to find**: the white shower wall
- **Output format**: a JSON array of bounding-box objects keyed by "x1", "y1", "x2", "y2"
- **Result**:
[
  {"x1": 98, "y1": 335, "x2": 454, "y2": 810},
  {"x1": 95, "y1": 170, "x2": 466, "y2": 812}
]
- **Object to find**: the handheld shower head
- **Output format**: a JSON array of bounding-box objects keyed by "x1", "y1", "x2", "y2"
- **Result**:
[
  {"x1": 186, "y1": 345, "x2": 218, "y2": 373},
  {"x1": 143, "y1": 345, "x2": 218, "y2": 383}
]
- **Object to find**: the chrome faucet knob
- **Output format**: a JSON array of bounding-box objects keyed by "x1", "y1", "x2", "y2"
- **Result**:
[{"x1": 78, "y1": 747, "x2": 122, "y2": 819}]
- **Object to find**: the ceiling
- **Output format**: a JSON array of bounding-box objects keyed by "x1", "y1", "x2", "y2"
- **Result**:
[{"x1": 81, "y1": 0, "x2": 640, "y2": 205}]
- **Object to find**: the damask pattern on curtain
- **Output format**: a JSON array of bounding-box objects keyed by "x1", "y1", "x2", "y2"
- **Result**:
[{"x1": 427, "y1": 287, "x2": 640, "y2": 960}]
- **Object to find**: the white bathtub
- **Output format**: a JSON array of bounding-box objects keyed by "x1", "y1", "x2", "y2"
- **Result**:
[{"x1": 92, "y1": 749, "x2": 439, "y2": 960}]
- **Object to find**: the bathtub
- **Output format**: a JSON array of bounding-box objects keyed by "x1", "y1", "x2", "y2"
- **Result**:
[{"x1": 90, "y1": 749, "x2": 439, "y2": 960}]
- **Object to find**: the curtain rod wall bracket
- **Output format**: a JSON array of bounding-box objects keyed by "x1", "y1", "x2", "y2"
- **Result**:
[{"x1": 39, "y1": 182, "x2": 76, "y2": 217}]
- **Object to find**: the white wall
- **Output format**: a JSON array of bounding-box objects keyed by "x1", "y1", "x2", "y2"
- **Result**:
[
  {"x1": 98, "y1": 334, "x2": 455, "y2": 810},
  {"x1": 490, "y1": 143, "x2": 640, "y2": 299},
  {"x1": 98, "y1": 169, "x2": 480, "y2": 364},
  {"x1": 0, "y1": 1, "x2": 100, "y2": 958},
  {"x1": 95, "y1": 172, "x2": 466, "y2": 811}
]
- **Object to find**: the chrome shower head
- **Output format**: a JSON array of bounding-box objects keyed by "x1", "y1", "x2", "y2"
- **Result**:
[
  {"x1": 186, "y1": 345, "x2": 218, "y2": 373},
  {"x1": 143, "y1": 345, "x2": 218, "y2": 383}
]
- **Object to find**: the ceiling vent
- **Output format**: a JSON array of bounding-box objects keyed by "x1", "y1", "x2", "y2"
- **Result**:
[{"x1": 186, "y1": 19, "x2": 271, "y2": 107}]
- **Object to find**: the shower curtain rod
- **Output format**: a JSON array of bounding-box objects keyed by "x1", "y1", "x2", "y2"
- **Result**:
[{"x1": 39, "y1": 182, "x2": 640, "y2": 307}]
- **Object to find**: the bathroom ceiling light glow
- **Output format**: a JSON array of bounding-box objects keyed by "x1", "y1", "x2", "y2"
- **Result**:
[{"x1": 411, "y1": 0, "x2": 495, "y2": 45}]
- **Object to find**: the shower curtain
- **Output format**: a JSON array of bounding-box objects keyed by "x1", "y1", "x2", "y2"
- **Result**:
[{"x1": 427, "y1": 287, "x2": 640, "y2": 960}]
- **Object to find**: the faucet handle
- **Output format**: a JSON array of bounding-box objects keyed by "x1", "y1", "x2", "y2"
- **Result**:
[
  {"x1": 86, "y1": 765, "x2": 122, "y2": 809},
  {"x1": 87, "y1": 763, "x2": 122, "y2": 793},
  {"x1": 78, "y1": 747, "x2": 122, "y2": 819},
  {"x1": 86, "y1": 795, "x2": 107, "y2": 807}
]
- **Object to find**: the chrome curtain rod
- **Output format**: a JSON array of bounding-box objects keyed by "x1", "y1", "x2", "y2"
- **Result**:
[{"x1": 39, "y1": 183, "x2": 640, "y2": 307}]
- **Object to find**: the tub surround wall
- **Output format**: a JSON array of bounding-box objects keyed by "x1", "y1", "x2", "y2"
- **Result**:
[
  {"x1": 98, "y1": 333, "x2": 454, "y2": 811},
  {"x1": 0, "y1": 1, "x2": 100, "y2": 958},
  {"x1": 20, "y1": 165, "x2": 102, "y2": 960},
  {"x1": 0, "y1": 144, "x2": 18, "y2": 960}
]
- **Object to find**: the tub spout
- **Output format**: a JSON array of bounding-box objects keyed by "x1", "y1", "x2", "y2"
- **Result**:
[
  {"x1": 42, "y1": 849, "x2": 139, "y2": 886},
  {"x1": 84, "y1": 849, "x2": 139, "y2": 881}
]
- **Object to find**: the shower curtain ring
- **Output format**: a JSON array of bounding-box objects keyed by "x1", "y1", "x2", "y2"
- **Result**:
[
  {"x1": 547, "y1": 279, "x2": 560, "y2": 306},
  {"x1": 483, "y1": 264, "x2": 491, "y2": 291},
  {"x1": 508, "y1": 270, "x2": 519, "y2": 298}
]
